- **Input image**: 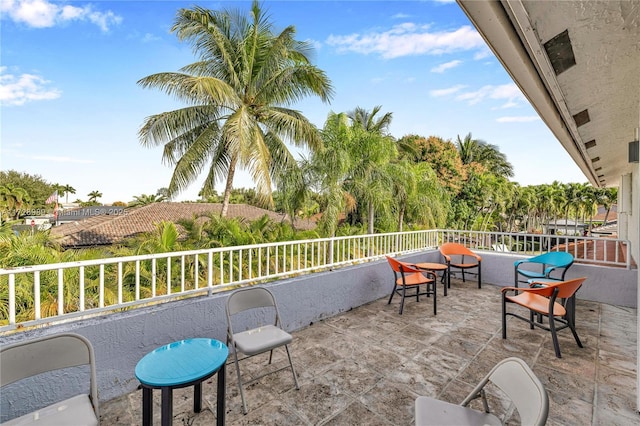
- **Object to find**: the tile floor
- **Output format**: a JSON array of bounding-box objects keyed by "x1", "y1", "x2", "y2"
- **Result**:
[{"x1": 100, "y1": 277, "x2": 639, "y2": 425}]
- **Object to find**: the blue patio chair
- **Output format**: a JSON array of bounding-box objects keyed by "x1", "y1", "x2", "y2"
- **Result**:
[{"x1": 514, "y1": 252, "x2": 574, "y2": 288}]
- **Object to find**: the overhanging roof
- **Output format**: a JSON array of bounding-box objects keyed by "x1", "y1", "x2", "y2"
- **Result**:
[{"x1": 458, "y1": 0, "x2": 640, "y2": 187}]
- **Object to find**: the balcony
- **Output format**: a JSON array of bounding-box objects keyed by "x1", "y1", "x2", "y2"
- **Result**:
[
  {"x1": 92, "y1": 277, "x2": 638, "y2": 425},
  {"x1": 1, "y1": 231, "x2": 638, "y2": 424}
]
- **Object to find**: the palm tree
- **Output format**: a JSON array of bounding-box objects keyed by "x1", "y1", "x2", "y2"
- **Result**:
[
  {"x1": 389, "y1": 160, "x2": 447, "y2": 231},
  {"x1": 129, "y1": 193, "x2": 166, "y2": 207},
  {"x1": 0, "y1": 184, "x2": 30, "y2": 220},
  {"x1": 87, "y1": 191, "x2": 103, "y2": 203},
  {"x1": 347, "y1": 105, "x2": 392, "y2": 133},
  {"x1": 456, "y1": 132, "x2": 514, "y2": 178},
  {"x1": 137, "y1": 2, "x2": 333, "y2": 217},
  {"x1": 600, "y1": 187, "x2": 618, "y2": 225},
  {"x1": 345, "y1": 106, "x2": 397, "y2": 234},
  {"x1": 61, "y1": 185, "x2": 76, "y2": 203},
  {"x1": 308, "y1": 112, "x2": 356, "y2": 237}
]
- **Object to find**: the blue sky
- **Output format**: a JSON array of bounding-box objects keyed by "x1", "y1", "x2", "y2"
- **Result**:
[{"x1": 1, "y1": 0, "x2": 587, "y2": 204}]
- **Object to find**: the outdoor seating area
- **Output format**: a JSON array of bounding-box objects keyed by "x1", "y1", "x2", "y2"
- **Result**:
[
  {"x1": 439, "y1": 242, "x2": 482, "y2": 294},
  {"x1": 96, "y1": 277, "x2": 638, "y2": 425}
]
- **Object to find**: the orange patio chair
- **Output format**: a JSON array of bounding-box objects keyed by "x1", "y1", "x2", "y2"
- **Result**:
[
  {"x1": 501, "y1": 277, "x2": 586, "y2": 358},
  {"x1": 386, "y1": 256, "x2": 437, "y2": 315},
  {"x1": 439, "y1": 242, "x2": 482, "y2": 295}
]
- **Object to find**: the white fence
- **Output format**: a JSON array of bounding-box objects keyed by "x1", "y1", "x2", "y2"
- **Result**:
[{"x1": 0, "y1": 230, "x2": 631, "y2": 332}]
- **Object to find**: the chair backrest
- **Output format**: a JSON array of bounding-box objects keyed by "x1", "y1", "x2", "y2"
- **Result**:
[
  {"x1": 439, "y1": 242, "x2": 475, "y2": 257},
  {"x1": 386, "y1": 256, "x2": 420, "y2": 274},
  {"x1": 486, "y1": 357, "x2": 548, "y2": 426},
  {"x1": 226, "y1": 287, "x2": 285, "y2": 341},
  {"x1": 227, "y1": 286, "x2": 277, "y2": 316},
  {"x1": 546, "y1": 277, "x2": 586, "y2": 299},
  {"x1": 530, "y1": 251, "x2": 574, "y2": 267},
  {"x1": 0, "y1": 333, "x2": 99, "y2": 416}
]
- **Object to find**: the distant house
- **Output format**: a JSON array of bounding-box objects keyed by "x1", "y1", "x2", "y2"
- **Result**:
[
  {"x1": 544, "y1": 219, "x2": 587, "y2": 236},
  {"x1": 49, "y1": 202, "x2": 315, "y2": 248}
]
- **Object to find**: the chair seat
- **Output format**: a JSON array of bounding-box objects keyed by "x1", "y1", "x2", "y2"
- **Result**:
[
  {"x1": 396, "y1": 273, "x2": 433, "y2": 286},
  {"x1": 415, "y1": 396, "x2": 501, "y2": 426},
  {"x1": 505, "y1": 292, "x2": 566, "y2": 317},
  {"x1": 527, "y1": 278, "x2": 561, "y2": 286},
  {"x1": 233, "y1": 324, "x2": 293, "y2": 356},
  {"x1": 449, "y1": 262, "x2": 479, "y2": 269},
  {"x1": 517, "y1": 269, "x2": 547, "y2": 279},
  {"x1": 2, "y1": 394, "x2": 98, "y2": 426}
]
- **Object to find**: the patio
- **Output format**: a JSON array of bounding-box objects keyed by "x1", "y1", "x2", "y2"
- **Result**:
[{"x1": 99, "y1": 277, "x2": 638, "y2": 425}]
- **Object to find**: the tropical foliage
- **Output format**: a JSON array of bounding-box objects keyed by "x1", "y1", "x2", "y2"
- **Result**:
[{"x1": 137, "y1": 1, "x2": 333, "y2": 217}]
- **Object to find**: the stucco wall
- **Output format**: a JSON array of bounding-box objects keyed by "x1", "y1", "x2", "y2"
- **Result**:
[{"x1": 1, "y1": 250, "x2": 636, "y2": 421}]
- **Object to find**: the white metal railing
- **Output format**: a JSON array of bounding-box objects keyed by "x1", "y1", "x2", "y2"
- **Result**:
[
  {"x1": 0, "y1": 229, "x2": 631, "y2": 332},
  {"x1": 438, "y1": 229, "x2": 632, "y2": 268}
]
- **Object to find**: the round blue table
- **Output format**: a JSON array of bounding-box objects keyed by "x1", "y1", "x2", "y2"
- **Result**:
[{"x1": 135, "y1": 338, "x2": 228, "y2": 426}]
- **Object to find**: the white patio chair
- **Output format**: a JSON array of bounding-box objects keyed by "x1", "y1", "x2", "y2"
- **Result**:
[
  {"x1": 415, "y1": 357, "x2": 548, "y2": 425},
  {"x1": 0, "y1": 333, "x2": 99, "y2": 425},
  {"x1": 226, "y1": 286, "x2": 299, "y2": 414}
]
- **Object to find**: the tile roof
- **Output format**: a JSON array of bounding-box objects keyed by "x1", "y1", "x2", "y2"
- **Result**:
[{"x1": 50, "y1": 203, "x2": 316, "y2": 247}]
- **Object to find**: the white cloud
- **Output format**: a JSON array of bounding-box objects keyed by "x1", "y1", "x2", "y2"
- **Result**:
[
  {"x1": 496, "y1": 116, "x2": 541, "y2": 123},
  {"x1": 429, "y1": 84, "x2": 466, "y2": 97},
  {"x1": 473, "y1": 48, "x2": 492, "y2": 60},
  {"x1": 1, "y1": 0, "x2": 121, "y2": 31},
  {"x1": 326, "y1": 24, "x2": 485, "y2": 59},
  {"x1": 431, "y1": 59, "x2": 462, "y2": 73},
  {"x1": 392, "y1": 13, "x2": 410, "y2": 19},
  {"x1": 142, "y1": 33, "x2": 161, "y2": 43},
  {"x1": 455, "y1": 83, "x2": 525, "y2": 106},
  {"x1": 0, "y1": 66, "x2": 61, "y2": 106}
]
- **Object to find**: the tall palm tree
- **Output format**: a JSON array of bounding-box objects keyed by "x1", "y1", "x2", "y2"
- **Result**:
[
  {"x1": 600, "y1": 187, "x2": 618, "y2": 225},
  {"x1": 308, "y1": 112, "x2": 355, "y2": 237},
  {"x1": 61, "y1": 185, "x2": 76, "y2": 203},
  {"x1": 347, "y1": 105, "x2": 393, "y2": 134},
  {"x1": 456, "y1": 132, "x2": 514, "y2": 178},
  {"x1": 137, "y1": 2, "x2": 333, "y2": 217},
  {"x1": 345, "y1": 106, "x2": 396, "y2": 234}
]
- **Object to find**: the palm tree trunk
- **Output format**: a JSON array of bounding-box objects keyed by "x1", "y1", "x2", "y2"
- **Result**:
[
  {"x1": 367, "y1": 202, "x2": 374, "y2": 234},
  {"x1": 221, "y1": 155, "x2": 238, "y2": 218},
  {"x1": 398, "y1": 207, "x2": 405, "y2": 232}
]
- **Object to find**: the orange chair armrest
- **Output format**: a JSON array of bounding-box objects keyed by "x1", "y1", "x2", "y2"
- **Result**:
[{"x1": 502, "y1": 286, "x2": 551, "y2": 296}]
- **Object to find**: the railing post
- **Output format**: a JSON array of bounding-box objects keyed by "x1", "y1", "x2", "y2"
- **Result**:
[{"x1": 328, "y1": 238, "x2": 334, "y2": 268}]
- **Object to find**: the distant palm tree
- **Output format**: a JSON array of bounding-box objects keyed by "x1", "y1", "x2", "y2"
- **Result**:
[
  {"x1": 137, "y1": 2, "x2": 333, "y2": 218},
  {"x1": 62, "y1": 185, "x2": 76, "y2": 203},
  {"x1": 87, "y1": 191, "x2": 102, "y2": 203},
  {"x1": 129, "y1": 193, "x2": 166, "y2": 207}
]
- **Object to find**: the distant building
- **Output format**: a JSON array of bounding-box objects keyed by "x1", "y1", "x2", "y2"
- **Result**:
[
  {"x1": 50, "y1": 202, "x2": 315, "y2": 248},
  {"x1": 545, "y1": 219, "x2": 587, "y2": 236}
]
